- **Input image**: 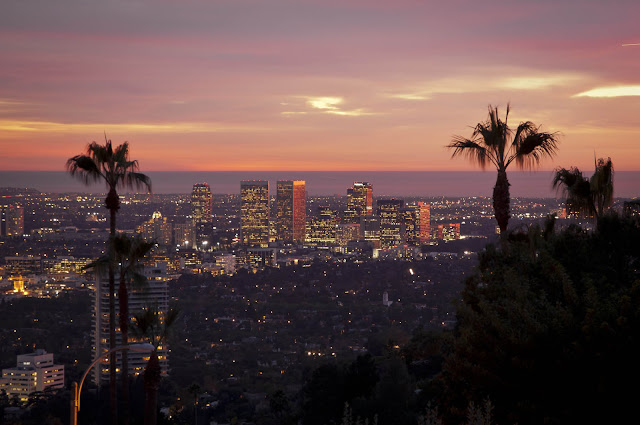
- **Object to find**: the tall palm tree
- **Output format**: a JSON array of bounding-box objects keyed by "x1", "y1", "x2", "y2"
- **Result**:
[
  {"x1": 448, "y1": 104, "x2": 560, "y2": 233},
  {"x1": 553, "y1": 157, "x2": 614, "y2": 219},
  {"x1": 132, "y1": 307, "x2": 179, "y2": 425},
  {"x1": 113, "y1": 234, "x2": 156, "y2": 425},
  {"x1": 66, "y1": 136, "x2": 151, "y2": 425}
]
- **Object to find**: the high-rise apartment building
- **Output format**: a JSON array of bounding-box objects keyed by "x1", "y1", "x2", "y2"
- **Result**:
[
  {"x1": 418, "y1": 202, "x2": 431, "y2": 243},
  {"x1": 92, "y1": 266, "x2": 170, "y2": 384},
  {"x1": 344, "y1": 182, "x2": 373, "y2": 224},
  {"x1": 1, "y1": 205, "x2": 24, "y2": 236},
  {"x1": 191, "y1": 183, "x2": 213, "y2": 250},
  {"x1": 276, "y1": 181, "x2": 306, "y2": 243},
  {"x1": 240, "y1": 180, "x2": 270, "y2": 247},
  {"x1": 377, "y1": 199, "x2": 404, "y2": 249}
]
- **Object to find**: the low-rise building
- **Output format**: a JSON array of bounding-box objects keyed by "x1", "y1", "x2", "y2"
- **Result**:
[{"x1": 0, "y1": 350, "x2": 64, "y2": 402}]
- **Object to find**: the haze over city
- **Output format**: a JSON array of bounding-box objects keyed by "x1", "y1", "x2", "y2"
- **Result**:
[{"x1": 1, "y1": 0, "x2": 639, "y2": 173}]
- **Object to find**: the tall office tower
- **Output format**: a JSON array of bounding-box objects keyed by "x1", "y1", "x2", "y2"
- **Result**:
[
  {"x1": 191, "y1": 183, "x2": 213, "y2": 250},
  {"x1": 360, "y1": 215, "x2": 381, "y2": 249},
  {"x1": 276, "y1": 180, "x2": 306, "y2": 243},
  {"x1": 306, "y1": 207, "x2": 337, "y2": 246},
  {"x1": 92, "y1": 266, "x2": 170, "y2": 384},
  {"x1": 344, "y1": 182, "x2": 373, "y2": 224},
  {"x1": 418, "y1": 202, "x2": 431, "y2": 243},
  {"x1": 137, "y1": 211, "x2": 173, "y2": 245},
  {"x1": 401, "y1": 206, "x2": 419, "y2": 246},
  {"x1": 1, "y1": 205, "x2": 24, "y2": 236},
  {"x1": 174, "y1": 222, "x2": 195, "y2": 248},
  {"x1": 240, "y1": 180, "x2": 270, "y2": 247},
  {"x1": 377, "y1": 199, "x2": 405, "y2": 249}
]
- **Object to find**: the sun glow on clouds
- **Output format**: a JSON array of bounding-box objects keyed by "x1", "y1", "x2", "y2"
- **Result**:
[
  {"x1": 281, "y1": 96, "x2": 377, "y2": 117},
  {"x1": 388, "y1": 71, "x2": 583, "y2": 100},
  {"x1": 573, "y1": 85, "x2": 640, "y2": 98}
]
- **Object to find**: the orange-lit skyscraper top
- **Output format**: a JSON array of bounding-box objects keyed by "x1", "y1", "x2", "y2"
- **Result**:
[
  {"x1": 344, "y1": 182, "x2": 373, "y2": 224},
  {"x1": 241, "y1": 180, "x2": 270, "y2": 247},
  {"x1": 276, "y1": 180, "x2": 306, "y2": 243},
  {"x1": 191, "y1": 183, "x2": 212, "y2": 249}
]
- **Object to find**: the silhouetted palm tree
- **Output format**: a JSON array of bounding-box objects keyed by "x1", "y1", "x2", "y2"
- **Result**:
[
  {"x1": 553, "y1": 157, "x2": 614, "y2": 219},
  {"x1": 66, "y1": 136, "x2": 151, "y2": 425},
  {"x1": 132, "y1": 307, "x2": 179, "y2": 425},
  {"x1": 448, "y1": 104, "x2": 559, "y2": 233},
  {"x1": 113, "y1": 234, "x2": 156, "y2": 425}
]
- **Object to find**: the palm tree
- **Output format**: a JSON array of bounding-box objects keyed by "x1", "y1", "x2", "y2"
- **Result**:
[
  {"x1": 113, "y1": 234, "x2": 156, "y2": 425},
  {"x1": 448, "y1": 104, "x2": 560, "y2": 233},
  {"x1": 66, "y1": 136, "x2": 151, "y2": 425},
  {"x1": 132, "y1": 307, "x2": 179, "y2": 425},
  {"x1": 553, "y1": 157, "x2": 614, "y2": 219}
]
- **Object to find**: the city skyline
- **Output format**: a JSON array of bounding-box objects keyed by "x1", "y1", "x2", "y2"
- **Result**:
[{"x1": 1, "y1": 1, "x2": 639, "y2": 173}]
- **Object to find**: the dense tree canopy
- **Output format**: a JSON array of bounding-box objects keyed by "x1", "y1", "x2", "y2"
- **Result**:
[{"x1": 437, "y1": 214, "x2": 640, "y2": 424}]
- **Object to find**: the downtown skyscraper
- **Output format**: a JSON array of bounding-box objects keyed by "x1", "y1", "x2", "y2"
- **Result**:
[
  {"x1": 191, "y1": 183, "x2": 212, "y2": 250},
  {"x1": 241, "y1": 180, "x2": 270, "y2": 247},
  {"x1": 344, "y1": 182, "x2": 373, "y2": 224},
  {"x1": 377, "y1": 198, "x2": 404, "y2": 249},
  {"x1": 276, "y1": 180, "x2": 306, "y2": 243}
]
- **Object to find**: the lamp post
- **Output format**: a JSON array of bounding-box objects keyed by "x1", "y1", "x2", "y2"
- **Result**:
[{"x1": 70, "y1": 343, "x2": 154, "y2": 425}]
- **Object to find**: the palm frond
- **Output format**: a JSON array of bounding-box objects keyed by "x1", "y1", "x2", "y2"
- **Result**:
[
  {"x1": 448, "y1": 137, "x2": 494, "y2": 169},
  {"x1": 510, "y1": 131, "x2": 560, "y2": 169}
]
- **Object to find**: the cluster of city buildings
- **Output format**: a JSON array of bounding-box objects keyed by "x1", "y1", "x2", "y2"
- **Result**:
[{"x1": 135, "y1": 180, "x2": 460, "y2": 256}]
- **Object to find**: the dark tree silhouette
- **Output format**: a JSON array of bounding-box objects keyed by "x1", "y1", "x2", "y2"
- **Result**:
[
  {"x1": 66, "y1": 136, "x2": 151, "y2": 425},
  {"x1": 113, "y1": 234, "x2": 155, "y2": 425},
  {"x1": 553, "y1": 157, "x2": 614, "y2": 219},
  {"x1": 448, "y1": 104, "x2": 559, "y2": 233},
  {"x1": 132, "y1": 308, "x2": 179, "y2": 425}
]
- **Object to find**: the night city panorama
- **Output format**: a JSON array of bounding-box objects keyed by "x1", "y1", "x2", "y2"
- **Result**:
[{"x1": 0, "y1": 1, "x2": 639, "y2": 425}]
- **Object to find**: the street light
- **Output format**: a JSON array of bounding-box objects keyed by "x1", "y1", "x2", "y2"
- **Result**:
[{"x1": 70, "y1": 343, "x2": 154, "y2": 425}]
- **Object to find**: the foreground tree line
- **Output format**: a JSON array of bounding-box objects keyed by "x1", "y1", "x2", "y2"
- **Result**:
[{"x1": 293, "y1": 212, "x2": 639, "y2": 425}]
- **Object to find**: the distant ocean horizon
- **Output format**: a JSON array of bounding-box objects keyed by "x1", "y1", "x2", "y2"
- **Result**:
[{"x1": 1, "y1": 171, "x2": 639, "y2": 198}]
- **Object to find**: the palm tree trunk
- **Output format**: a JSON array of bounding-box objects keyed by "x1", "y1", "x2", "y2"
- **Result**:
[
  {"x1": 119, "y1": 270, "x2": 130, "y2": 425},
  {"x1": 144, "y1": 351, "x2": 161, "y2": 425},
  {"x1": 106, "y1": 188, "x2": 120, "y2": 425},
  {"x1": 493, "y1": 169, "x2": 511, "y2": 233}
]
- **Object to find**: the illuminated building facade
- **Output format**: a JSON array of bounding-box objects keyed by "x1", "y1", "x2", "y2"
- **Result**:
[
  {"x1": 137, "y1": 211, "x2": 173, "y2": 246},
  {"x1": 1, "y1": 205, "x2": 24, "y2": 236},
  {"x1": 344, "y1": 182, "x2": 373, "y2": 224},
  {"x1": 377, "y1": 199, "x2": 404, "y2": 249},
  {"x1": 92, "y1": 266, "x2": 170, "y2": 384},
  {"x1": 437, "y1": 223, "x2": 461, "y2": 240},
  {"x1": 360, "y1": 215, "x2": 381, "y2": 249},
  {"x1": 306, "y1": 207, "x2": 337, "y2": 246},
  {"x1": 276, "y1": 180, "x2": 306, "y2": 243},
  {"x1": 401, "y1": 206, "x2": 419, "y2": 246},
  {"x1": 191, "y1": 183, "x2": 213, "y2": 250},
  {"x1": 4, "y1": 256, "x2": 43, "y2": 276},
  {"x1": 1, "y1": 350, "x2": 64, "y2": 402},
  {"x1": 174, "y1": 222, "x2": 195, "y2": 248},
  {"x1": 240, "y1": 180, "x2": 270, "y2": 247},
  {"x1": 418, "y1": 202, "x2": 431, "y2": 243},
  {"x1": 336, "y1": 223, "x2": 361, "y2": 247}
]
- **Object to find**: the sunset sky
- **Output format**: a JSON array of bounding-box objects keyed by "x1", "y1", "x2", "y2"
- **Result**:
[{"x1": 1, "y1": 0, "x2": 639, "y2": 172}]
